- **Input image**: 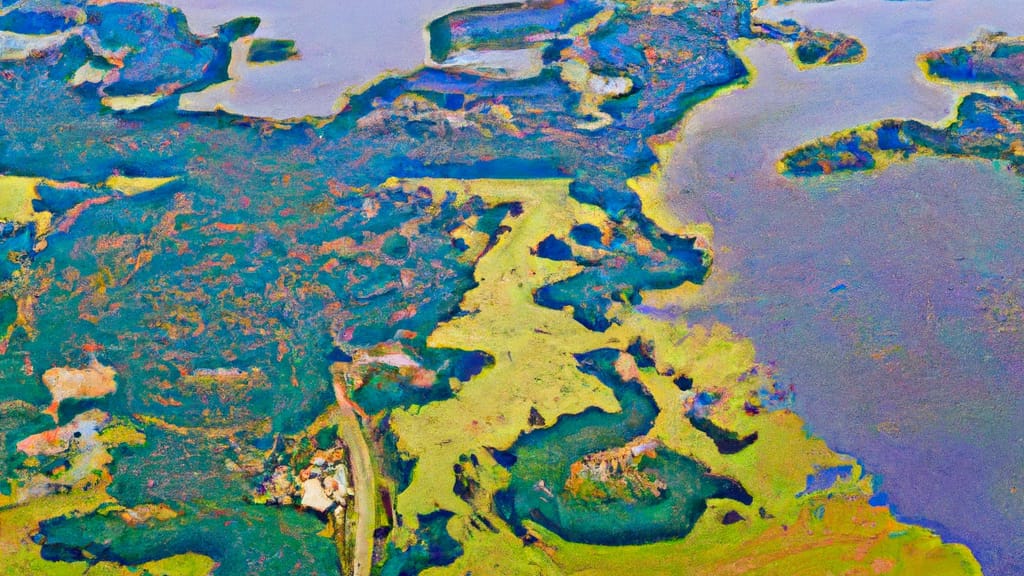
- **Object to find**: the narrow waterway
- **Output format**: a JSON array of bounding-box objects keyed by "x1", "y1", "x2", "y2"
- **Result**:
[{"x1": 663, "y1": 1, "x2": 1024, "y2": 574}]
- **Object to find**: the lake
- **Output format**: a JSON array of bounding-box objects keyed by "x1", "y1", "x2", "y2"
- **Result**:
[{"x1": 663, "y1": 1, "x2": 1024, "y2": 574}]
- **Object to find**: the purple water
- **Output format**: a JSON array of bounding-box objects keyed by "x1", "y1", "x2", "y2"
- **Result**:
[{"x1": 664, "y1": 2, "x2": 1024, "y2": 572}]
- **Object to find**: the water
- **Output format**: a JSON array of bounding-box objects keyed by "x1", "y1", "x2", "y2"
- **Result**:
[
  {"x1": 161, "y1": 0, "x2": 511, "y2": 118},
  {"x1": 497, "y1": 349, "x2": 751, "y2": 546},
  {"x1": 663, "y1": 1, "x2": 1024, "y2": 574}
]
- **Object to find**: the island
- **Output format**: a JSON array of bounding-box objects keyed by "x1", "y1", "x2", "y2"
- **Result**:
[
  {"x1": 779, "y1": 33, "x2": 1024, "y2": 177},
  {"x1": 753, "y1": 17, "x2": 866, "y2": 68}
]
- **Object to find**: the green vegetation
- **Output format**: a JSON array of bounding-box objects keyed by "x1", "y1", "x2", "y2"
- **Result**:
[
  {"x1": 0, "y1": 0, "x2": 986, "y2": 573},
  {"x1": 381, "y1": 178, "x2": 979, "y2": 575}
]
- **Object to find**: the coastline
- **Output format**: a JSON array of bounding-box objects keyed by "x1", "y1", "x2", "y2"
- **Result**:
[
  {"x1": 0, "y1": 1, "x2": 1013, "y2": 573},
  {"x1": 657, "y1": 4, "x2": 1024, "y2": 573}
]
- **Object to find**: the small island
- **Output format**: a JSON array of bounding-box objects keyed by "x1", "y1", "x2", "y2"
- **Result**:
[
  {"x1": 247, "y1": 38, "x2": 300, "y2": 64},
  {"x1": 921, "y1": 32, "x2": 1024, "y2": 96},
  {"x1": 754, "y1": 18, "x2": 867, "y2": 68},
  {"x1": 781, "y1": 32, "x2": 1024, "y2": 177}
]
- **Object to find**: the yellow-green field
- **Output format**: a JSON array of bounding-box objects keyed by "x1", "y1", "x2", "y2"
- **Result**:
[{"x1": 380, "y1": 177, "x2": 979, "y2": 576}]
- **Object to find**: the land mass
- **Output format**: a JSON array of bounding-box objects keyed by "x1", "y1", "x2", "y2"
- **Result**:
[{"x1": 0, "y1": 1, "x2": 982, "y2": 574}]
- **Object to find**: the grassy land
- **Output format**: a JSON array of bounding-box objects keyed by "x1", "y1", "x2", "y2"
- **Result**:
[
  {"x1": 0, "y1": 432, "x2": 216, "y2": 576},
  {"x1": 382, "y1": 177, "x2": 980, "y2": 576}
]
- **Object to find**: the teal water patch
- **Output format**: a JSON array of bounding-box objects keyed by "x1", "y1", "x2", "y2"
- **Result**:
[
  {"x1": 37, "y1": 427, "x2": 339, "y2": 575},
  {"x1": 495, "y1": 349, "x2": 751, "y2": 545},
  {"x1": 377, "y1": 511, "x2": 462, "y2": 576}
]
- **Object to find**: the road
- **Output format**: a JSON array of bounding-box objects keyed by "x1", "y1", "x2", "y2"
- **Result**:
[{"x1": 331, "y1": 377, "x2": 376, "y2": 576}]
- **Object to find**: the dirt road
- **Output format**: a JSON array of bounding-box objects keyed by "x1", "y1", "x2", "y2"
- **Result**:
[{"x1": 332, "y1": 378, "x2": 376, "y2": 576}]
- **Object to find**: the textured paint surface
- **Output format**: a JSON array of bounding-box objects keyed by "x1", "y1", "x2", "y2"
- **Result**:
[
  {"x1": 0, "y1": 0, "x2": 1017, "y2": 575},
  {"x1": 664, "y1": 2, "x2": 1024, "y2": 573}
]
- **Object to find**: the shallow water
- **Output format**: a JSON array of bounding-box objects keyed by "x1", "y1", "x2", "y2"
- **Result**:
[{"x1": 664, "y1": 1, "x2": 1024, "y2": 573}]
